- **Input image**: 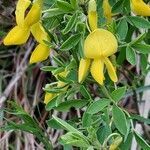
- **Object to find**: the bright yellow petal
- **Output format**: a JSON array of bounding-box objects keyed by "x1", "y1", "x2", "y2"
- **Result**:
[
  {"x1": 88, "y1": 0, "x2": 97, "y2": 31},
  {"x1": 44, "y1": 92, "x2": 55, "y2": 104},
  {"x1": 24, "y1": 3, "x2": 41, "y2": 27},
  {"x1": 15, "y1": 0, "x2": 31, "y2": 26},
  {"x1": 84, "y1": 29, "x2": 118, "y2": 59},
  {"x1": 103, "y1": 0, "x2": 112, "y2": 23},
  {"x1": 3, "y1": 26, "x2": 30, "y2": 45},
  {"x1": 131, "y1": 0, "x2": 150, "y2": 16},
  {"x1": 78, "y1": 58, "x2": 91, "y2": 83},
  {"x1": 29, "y1": 44, "x2": 50, "y2": 64},
  {"x1": 90, "y1": 59, "x2": 104, "y2": 85},
  {"x1": 103, "y1": 57, "x2": 118, "y2": 82},
  {"x1": 31, "y1": 22, "x2": 49, "y2": 44}
]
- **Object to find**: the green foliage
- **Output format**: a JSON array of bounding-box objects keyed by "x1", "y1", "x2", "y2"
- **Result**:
[{"x1": 2, "y1": 0, "x2": 150, "y2": 149}]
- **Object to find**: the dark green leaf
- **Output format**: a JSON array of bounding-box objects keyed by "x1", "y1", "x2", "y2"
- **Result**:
[
  {"x1": 112, "y1": 105, "x2": 128, "y2": 135},
  {"x1": 80, "y1": 85, "x2": 91, "y2": 99},
  {"x1": 52, "y1": 115, "x2": 82, "y2": 134},
  {"x1": 60, "y1": 132, "x2": 90, "y2": 148},
  {"x1": 82, "y1": 112, "x2": 93, "y2": 127},
  {"x1": 111, "y1": 87, "x2": 126, "y2": 102},
  {"x1": 63, "y1": 12, "x2": 78, "y2": 34},
  {"x1": 132, "y1": 43, "x2": 150, "y2": 54},
  {"x1": 119, "y1": 132, "x2": 133, "y2": 150},
  {"x1": 127, "y1": 16, "x2": 150, "y2": 29},
  {"x1": 126, "y1": 46, "x2": 136, "y2": 65},
  {"x1": 57, "y1": 0, "x2": 74, "y2": 11},
  {"x1": 60, "y1": 33, "x2": 82, "y2": 51},
  {"x1": 87, "y1": 98, "x2": 110, "y2": 114},
  {"x1": 130, "y1": 114, "x2": 150, "y2": 124},
  {"x1": 55, "y1": 100, "x2": 88, "y2": 112},
  {"x1": 117, "y1": 18, "x2": 128, "y2": 40}
]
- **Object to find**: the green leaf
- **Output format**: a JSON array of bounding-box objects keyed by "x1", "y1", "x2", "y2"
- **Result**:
[
  {"x1": 63, "y1": 12, "x2": 78, "y2": 34},
  {"x1": 52, "y1": 115, "x2": 82, "y2": 134},
  {"x1": 112, "y1": 105, "x2": 128, "y2": 135},
  {"x1": 55, "y1": 100, "x2": 88, "y2": 112},
  {"x1": 134, "y1": 131, "x2": 150, "y2": 150},
  {"x1": 127, "y1": 16, "x2": 150, "y2": 29},
  {"x1": 40, "y1": 66, "x2": 57, "y2": 72},
  {"x1": 126, "y1": 46, "x2": 136, "y2": 65},
  {"x1": 97, "y1": 124, "x2": 111, "y2": 144},
  {"x1": 80, "y1": 85, "x2": 91, "y2": 99},
  {"x1": 129, "y1": 33, "x2": 146, "y2": 46},
  {"x1": 132, "y1": 43, "x2": 150, "y2": 54},
  {"x1": 82, "y1": 112, "x2": 93, "y2": 127},
  {"x1": 70, "y1": 0, "x2": 78, "y2": 9},
  {"x1": 47, "y1": 118, "x2": 66, "y2": 129},
  {"x1": 111, "y1": 87, "x2": 126, "y2": 102},
  {"x1": 119, "y1": 132, "x2": 133, "y2": 150},
  {"x1": 60, "y1": 132, "x2": 90, "y2": 148},
  {"x1": 117, "y1": 18, "x2": 128, "y2": 40},
  {"x1": 130, "y1": 114, "x2": 150, "y2": 124},
  {"x1": 43, "y1": 8, "x2": 66, "y2": 18},
  {"x1": 45, "y1": 96, "x2": 59, "y2": 111},
  {"x1": 87, "y1": 98, "x2": 110, "y2": 114},
  {"x1": 60, "y1": 33, "x2": 81, "y2": 51},
  {"x1": 112, "y1": 0, "x2": 123, "y2": 13},
  {"x1": 57, "y1": 0, "x2": 74, "y2": 11}
]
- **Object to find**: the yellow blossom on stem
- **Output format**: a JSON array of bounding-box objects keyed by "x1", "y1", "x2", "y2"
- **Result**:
[
  {"x1": 131, "y1": 0, "x2": 150, "y2": 16},
  {"x1": 3, "y1": 0, "x2": 51, "y2": 63},
  {"x1": 102, "y1": 0, "x2": 112, "y2": 23},
  {"x1": 78, "y1": 0, "x2": 118, "y2": 85},
  {"x1": 44, "y1": 70, "x2": 69, "y2": 104}
]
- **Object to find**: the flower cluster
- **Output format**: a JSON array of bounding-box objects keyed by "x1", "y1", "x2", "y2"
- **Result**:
[
  {"x1": 3, "y1": 0, "x2": 50, "y2": 64},
  {"x1": 78, "y1": 0, "x2": 118, "y2": 85}
]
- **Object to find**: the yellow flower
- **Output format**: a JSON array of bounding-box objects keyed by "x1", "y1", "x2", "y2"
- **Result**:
[
  {"x1": 78, "y1": 0, "x2": 118, "y2": 85},
  {"x1": 3, "y1": 0, "x2": 50, "y2": 63},
  {"x1": 131, "y1": 0, "x2": 150, "y2": 16},
  {"x1": 29, "y1": 22, "x2": 50, "y2": 63},
  {"x1": 88, "y1": 0, "x2": 98, "y2": 31},
  {"x1": 102, "y1": 0, "x2": 112, "y2": 23},
  {"x1": 4, "y1": 0, "x2": 41, "y2": 45},
  {"x1": 44, "y1": 70, "x2": 69, "y2": 104}
]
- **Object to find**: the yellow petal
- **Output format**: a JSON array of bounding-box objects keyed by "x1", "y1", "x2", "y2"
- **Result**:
[
  {"x1": 3, "y1": 26, "x2": 30, "y2": 45},
  {"x1": 78, "y1": 58, "x2": 91, "y2": 83},
  {"x1": 15, "y1": 0, "x2": 31, "y2": 26},
  {"x1": 131, "y1": 0, "x2": 150, "y2": 16},
  {"x1": 103, "y1": 0, "x2": 112, "y2": 23},
  {"x1": 90, "y1": 59, "x2": 104, "y2": 85},
  {"x1": 24, "y1": 3, "x2": 41, "y2": 27},
  {"x1": 84, "y1": 29, "x2": 118, "y2": 59},
  {"x1": 44, "y1": 92, "x2": 55, "y2": 104},
  {"x1": 29, "y1": 44, "x2": 50, "y2": 64},
  {"x1": 103, "y1": 57, "x2": 118, "y2": 82},
  {"x1": 31, "y1": 22, "x2": 49, "y2": 44},
  {"x1": 88, "y1": 0, "x2": 97, "y2": 31}
]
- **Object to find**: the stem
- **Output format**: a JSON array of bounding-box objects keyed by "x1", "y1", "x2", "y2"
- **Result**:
[{"x1": 100, "y1": 85, "x2": 114, "y2": 101}]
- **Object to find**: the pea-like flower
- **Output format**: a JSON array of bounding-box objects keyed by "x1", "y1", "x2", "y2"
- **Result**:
[
  {"x1": 3, "y1": 0, "x2": 50, "y2": 63},
  {"x1": 131, "y1": 0, "x2": 150, "y2": 16},
  {"x1": 78, "y1": 0, "x2": 118, "y2": 85}
]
